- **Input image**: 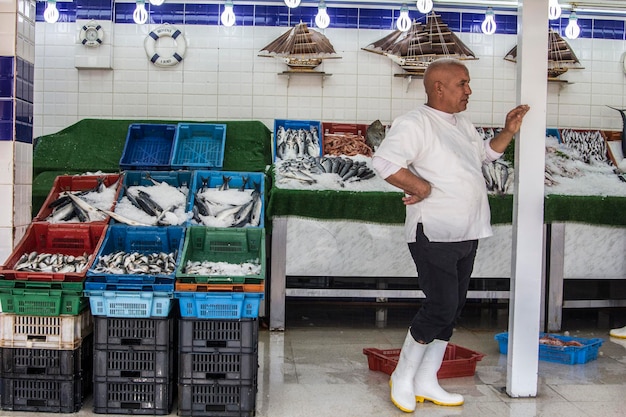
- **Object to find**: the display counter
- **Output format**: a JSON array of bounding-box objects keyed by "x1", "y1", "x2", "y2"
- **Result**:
[{"x1": 268, "y1": 188, "x2": 626, "y2": 330}]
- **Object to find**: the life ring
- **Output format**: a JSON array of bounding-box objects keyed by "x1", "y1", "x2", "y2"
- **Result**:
[
  {"x1": 144, "y1": 24, "x2": 187, "y2": 68},
  {"x1": 79, "y1": 20, "x2": 104, "y2": 47}
]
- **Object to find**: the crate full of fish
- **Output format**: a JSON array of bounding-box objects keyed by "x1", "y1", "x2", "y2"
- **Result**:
[
  {"x1": 119, "y1": 123, "x2": 177, "y2": 171},
  {"x1": 170, "y1": 123, "x2": 227, "y2": 170},
  {"x1": 33, "y1": 173, "x2": 123, "y2": 224},
  {"x1": 111, "y1": 170, "x2": 191, "y2": 227},
  {"x1": 494, "y1": 332, "x2": 604, "y2": 365},
  {"x1": 0, "y1": 308, "x2": 93, "y2": 350},
  {"x1": 84, "y1": 278, "x2": 175, "y2": 318},
  {"x1": 176, "y1": 226, "x2": 265, "y2": 285},
  {"x1": 175, "y1": 292, "x2": 264, "y2": 319},
  {"x1": 187, "y1": 170, "x2": 265, "y2": 228},
  {"x1": 322, "y1": 122, "x2": 373, "y2": 157},
  {"x1": 86, "y1": 225, "x2": 184, "y2": 282},
  {"x1": 0, "y1": 223, "x2": 107, "y2": 282},
  {"x1": 274, "y1": 119, "x2": 322, "y2": 161},
  {"x1": 0, "y1": 280, "x2": 88, "y2": 316}
]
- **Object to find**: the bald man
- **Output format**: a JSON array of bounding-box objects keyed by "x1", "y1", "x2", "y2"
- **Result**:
[{"x1": 372, "y1": 58, "x2": 529, "y2": 413}]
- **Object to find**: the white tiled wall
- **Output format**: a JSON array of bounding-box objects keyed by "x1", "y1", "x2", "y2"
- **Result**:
[{"x1": 31, "y1": 19, "x2": 626, "y2": 137}]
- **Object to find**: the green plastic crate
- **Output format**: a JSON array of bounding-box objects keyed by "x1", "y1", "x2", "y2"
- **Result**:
[
  {"x1": 0, "y1": 280, "x2": 88, "y2": 316},
  {"x1": 176, "y1": 227, "x2": 265, "y2": 284}
]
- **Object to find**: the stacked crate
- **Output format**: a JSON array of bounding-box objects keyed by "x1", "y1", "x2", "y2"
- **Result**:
[
  {"x1": 84, "y1": 225, "x2": 184, "y2": 414},
  {"x1": 0, "y1": 205, "x2": 108, "y2": 412}
]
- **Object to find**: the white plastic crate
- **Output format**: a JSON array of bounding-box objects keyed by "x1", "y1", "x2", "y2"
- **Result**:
[{"x1": 0, "y1": 309, "x2": 93, "y2": 350}]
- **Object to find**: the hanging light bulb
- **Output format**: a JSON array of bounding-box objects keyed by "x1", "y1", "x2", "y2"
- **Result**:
[
  {"x1": 315, "y1": 0, "x2": 330, "y2": 29},
  {"x1": 565, "y1": 11, "x2": 580, "y2": 39},
  {"x1": 133, "y1": 0, "x2": 148, "y2": 24},
  {"x1": 221, "y1": 0, "x2": 236, "y2": 27},
  {"x1": 284, "y1": 0, "x2": 301, "y2": 8},
  {"x1": 481, "y1": 7, "x2": 496, "y2": 35},
  {"x1": 548, "y1": 0, "x2": 562, "y2": 20},
  {"x1": 416, "y1": 0, "x2": 433, "y2": 14},
  {"x1": 149, "y1": 0, "x2": 165, "y2": 5},
  {"x1": 396, "y1": 4, "x2": 411, "y2": 32},
  {"x1": 43, "y1": 0, "x2": 59, "y2": 24}
]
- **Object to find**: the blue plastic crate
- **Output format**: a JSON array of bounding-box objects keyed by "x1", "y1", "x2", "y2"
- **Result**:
[
  {"x1": 119, "y1": 123, "x2": 176, "y2": 170},
  {"x1": 87, "y1": 225, "x2": 185, "y2": 282},
  {"x1": 546, "y1": 128, "x2": 561, "y2": 142},
  {"x1": 175, "y1": 292, "x2": 264, "y2": 319},
  {"x1": 84, "y1": 289, "x2": 174, "y2": 318},
  {"x1": 85, "y1": 277, "x2": 175, "y2": 291},
  {"x1": 494, "y1": 332, "x2": 604, "y2": 365},
  {"x1": 186, "y1": 170, "x2": 265, "y2": 228},
  {"x1": 112, "y1": 170, "x2": 192, "y2": 226},
  {"x1": 171, "y1": 123, "x2": 227, "y2": 170},
  {"x1": 273, "y1": 119, "x2": 322, "y2": 161}
]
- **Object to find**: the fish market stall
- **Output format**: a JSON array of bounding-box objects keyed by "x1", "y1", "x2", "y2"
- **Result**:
[{"x1": 267, "y1": 127, "x2": 626, "y2": 330}]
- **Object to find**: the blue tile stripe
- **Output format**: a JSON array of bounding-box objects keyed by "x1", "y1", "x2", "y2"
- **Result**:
[
  {"x1": 0, "y1": 55, "x2": 33, "y2": 143},
  {"x1": 34, "y1": 2, "x2": 625, "y2": 40}
]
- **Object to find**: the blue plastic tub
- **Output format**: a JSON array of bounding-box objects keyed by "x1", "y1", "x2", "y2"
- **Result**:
[
  {"x1": 174, "y1": 292, "x2": 264, "y2": 319},
  {"x1": 273, "y1": 119, "x2": 322, "y2": 161},
  {"x1": 186, "y1": 170, "x2": 265, "y2": 228},
  {"x1": 86, "y1": 225, "x2": 185, "y2": 282},
  {"x1": 119, "y1": 123, "x2": 176, "y2": 170},
  {"x1": 84, "y1": 288, "x2": 174, "y2": 317},
  {"x1": 171, "y1": 123, "x2": 226, "y2": 170},
  {"x1": 494, "y1": 332, "x2": 604, "y2": 365}
]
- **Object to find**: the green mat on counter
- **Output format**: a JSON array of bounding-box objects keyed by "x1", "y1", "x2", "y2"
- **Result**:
[{"x1": 32, "y1": 118, "x2": 272, "y2": 216}]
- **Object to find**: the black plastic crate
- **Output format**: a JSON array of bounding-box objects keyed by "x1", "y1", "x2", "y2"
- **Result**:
[
  {"x1": 178, "y1": 318, "x2": 258, "y2": 353},
  {"x1": 0, "y1": 374, "x2": 87, "y2": 413},
  {"x1": 179, "y1": 350, "x2": 257, "y2": 384},
  {"x1": 92, "y1": 376, "x2": 174, "y2": 415},
  {"x1": 0, "y1": 333, "x2": 93, "y2": 378},
  {"x1": 94, "y1": 316, "x2": 175, "y2": 351},
  {"x1": 94, "y1": 347, "x2": 174, "y2": 379},
  {"x1": 178, "y1": 381, "x2": 256, "y2": 417}
]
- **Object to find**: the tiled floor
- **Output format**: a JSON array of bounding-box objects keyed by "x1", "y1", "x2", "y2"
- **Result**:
[{"x1": 2, "y1": 303, "x2": 626, "y2": 417}]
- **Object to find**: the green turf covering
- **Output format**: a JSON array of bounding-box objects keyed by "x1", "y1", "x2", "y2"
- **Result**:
[{"x1": 32, "y1": 119, "x2": 272, "y2": 216}]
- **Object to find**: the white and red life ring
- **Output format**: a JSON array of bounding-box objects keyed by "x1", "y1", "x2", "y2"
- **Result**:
[
  {"x1": 144, "y1": 24, "x2": 187, "y2": 68},
  {"x1": 79, "y1": 20, "x2": 104, "y2": 47}
]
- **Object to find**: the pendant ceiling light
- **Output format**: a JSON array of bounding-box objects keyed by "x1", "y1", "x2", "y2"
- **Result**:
[
  {"x1": 481, "y1": 7, "x2": 496, "y2": 35},
  {"x1": 416, "y1": 0, "x2": 433, "y2": 14},
  {"x1": 548, "y1": 0, "x2": 562, "y2": 20},
  {"x1": 43, "y1": 0, "x2": 59, "y2": 23},
  {"x1": 149, "y1": 0, "x2": 165, "y2": 5},
  {"x1": 221, "y1": 0, "x2": 236, "y2": 27},
  {"x1": 284, "y1": 0, "x2": 301, "y2": 8},
  {"x1": 565, "y1": 11, "x2": 580, "y2": 39},
  {"x1": 396, "y1": 3, "x2": 411, "y2": 32},
  {"x1": 315, "y1": 0, "x2": 330, "y2": 29},
  {"x1": 133, "y1": 0, "x2": 148, "y2": 24}
]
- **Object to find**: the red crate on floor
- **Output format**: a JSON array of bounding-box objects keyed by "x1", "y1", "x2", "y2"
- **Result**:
[
  {"x1": 0, "y1": 223, "x2": 107, "y2": 282},
  {"x1": 363, "y1": 343, "x2": 485, "y2": 379}
]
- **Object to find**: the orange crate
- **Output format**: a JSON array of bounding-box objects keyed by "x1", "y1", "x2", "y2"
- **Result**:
[
  {"x1": 175, "y1": 281, "x2": 265, "y2": 293},
  {"x1": 0, "y1": 223, "x2": 107, "y2": 282},
  {"x1": 33, "y1": 174, "x2": 123, "y2": 224},
  {"x1": 362, "y1": 344, "x2": 485, "y2": 379}
]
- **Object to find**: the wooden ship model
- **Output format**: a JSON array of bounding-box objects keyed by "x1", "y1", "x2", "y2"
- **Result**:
[
  {"x1": 258, "y1": 22, "x2": 341, "y2": 71},
  {"x1": 362, "y1": 11, "x2": 477, "y2": 76},
  {"x1": 504, "y1": 29, "x2": 584, "y2": 80}
]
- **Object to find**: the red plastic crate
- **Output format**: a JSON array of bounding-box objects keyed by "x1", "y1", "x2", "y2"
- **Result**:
[
  {"x1": 322, "y1": 122, "x2": 370, "y2": 156},
  {"x1": 0, "y1": 223, "x2": 107, "y2": 282},
  {"x1": 363, "y1": 343, "x2": 485, "y2": 379},
  {"x1": 33, "y1": 174, "x2": 123, "y2": 223}
]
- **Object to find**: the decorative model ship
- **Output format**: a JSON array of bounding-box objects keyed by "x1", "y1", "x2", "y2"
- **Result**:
[
  {"x1": 258, "y1": 22, "x2": 341, "y2": 71},
  {"x1": 362, "y1": 11, "x2": 477, "y2": 76},
  {"x1": 504, "y1": 29, "x2": 584, "y2": 80}
]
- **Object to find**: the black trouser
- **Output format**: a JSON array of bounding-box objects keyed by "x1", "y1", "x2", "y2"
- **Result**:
[{"x1": 407, "y1": 223, "x2": 479, "y2": 344}]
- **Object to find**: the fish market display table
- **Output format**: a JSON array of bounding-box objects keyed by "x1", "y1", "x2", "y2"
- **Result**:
[{"x1": 267, "y1": 188, "x2": 626, "y2": 330}]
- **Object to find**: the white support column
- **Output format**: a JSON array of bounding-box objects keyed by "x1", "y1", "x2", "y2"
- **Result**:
[{"x1": 507, "y1": 0, "x2": 549, "y2": 397}]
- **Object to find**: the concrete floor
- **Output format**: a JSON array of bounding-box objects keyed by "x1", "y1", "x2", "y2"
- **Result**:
[{"x1": 1, "y1": 303, "x2": 625, "y2": 417}]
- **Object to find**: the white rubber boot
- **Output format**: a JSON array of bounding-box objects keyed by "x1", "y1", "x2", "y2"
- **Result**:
[
  {"x1": 414, "y1": 339, "x2": 464, "y2": 406},
  {"x1": 609, "y1": 325, "x2": 626, "y2": 339},
  {"x1": 390, "y1": 329, "x2": 428, "y2": 413}
]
